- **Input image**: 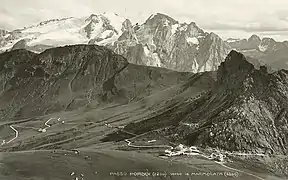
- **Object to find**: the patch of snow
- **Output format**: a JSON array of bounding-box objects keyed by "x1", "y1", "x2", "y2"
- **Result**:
[
  {"x1": 3, "y1": 34, "x2": 10, "y2": 38},
  {"x1": 102, "y1": 12, "x2": 125, "y2": 33},
  {"x1": 1, "y1": 13, "x2": 126, "y2": 50},
  {"x1": 226, "y1": 38, "x2": 240, "y2": 43},
  {"x1": 100, "y1": 30, "x2": 114, "y2": 39},
  {"x1": 242, "y1": 49, "x2": 257, "y2": 52},
  {"x1": 143, "y1": 46, "x2": 150, "y2": 56},
  {"x1": 171, "y1": 24, "x2": 179, "y2": 35},
  {"x1": 97, "y1": 35, "x2": 118, "y2": 46},
  {"x1": 179, "y1": 24, "x2": 188, "y2": 31},
  {"x1": 258, "y1": 45, "x2": 268, "y2": 52},
  {"x1": 186, "y1": 37, "x2": 199, "y2": 45},
  {"x1": 29, "y1": 30, "x2": 88, "y2": 46},
  {"x1": 163, "y1": 19, "x2": 169, "y2": 26}
]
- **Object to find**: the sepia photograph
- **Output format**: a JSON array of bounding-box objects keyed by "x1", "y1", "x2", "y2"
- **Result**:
[{"x1": 0, "y1": 0, "x2": 288, "y2": 179}]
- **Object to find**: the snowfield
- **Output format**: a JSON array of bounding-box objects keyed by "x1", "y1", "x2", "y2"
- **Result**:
[{"x1": 0, "y1": 13, "x2": 127, "y2": 51}]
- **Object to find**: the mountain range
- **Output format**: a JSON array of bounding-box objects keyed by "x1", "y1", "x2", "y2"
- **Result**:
[
  {"x1": 226, "y1": 35, "x2": 288, "y2": 70},
  {"x1": 2, "y1": 13, "x2": 288, "y2": 73},
  {"x1": 1, "y1": 12, "x2": 288, "y2": 179},
  {"x1": 0, "y1": 13, "x2": 232, "y2": 73},
  {"x1": 0, "y1": 44, "x2": 287, "y2": 179}
]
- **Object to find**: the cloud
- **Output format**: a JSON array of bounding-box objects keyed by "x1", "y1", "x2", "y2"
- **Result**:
[
  {"x1": 200, "y1": 21, "x2": 288, "y2": 32},
  {"x1": 1, "y1": 0, "x2": 288, "y2": 40}
]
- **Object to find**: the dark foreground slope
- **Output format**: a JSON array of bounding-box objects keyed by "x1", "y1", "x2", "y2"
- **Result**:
[
  {"x1": 0, "y1": 149, "x2": 266, "y2": 180},
  {"x1": 0, "y1": 45, "x2": 189, "y2": 120}
]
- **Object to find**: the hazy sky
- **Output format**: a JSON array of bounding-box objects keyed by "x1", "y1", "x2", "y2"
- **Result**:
[{"x1": 1, "y1": 0, "x2": 288, "y2": 41}]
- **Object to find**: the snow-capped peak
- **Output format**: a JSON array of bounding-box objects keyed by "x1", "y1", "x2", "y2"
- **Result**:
[{"x1": 0, "y1": 13, "x2": 127, "y2": 52}]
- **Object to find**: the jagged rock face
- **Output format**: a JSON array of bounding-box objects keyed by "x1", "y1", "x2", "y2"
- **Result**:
[
  {"x1": 118, "y1": 19, "x2": 137, "y2": 41},
  {"x1": 84, "y1": 14, "x2": 119, "y2": 40},
  {"x1": 110, "y1": 13, "x2": 231, "y2": 72},
  {"x1": 196, "y1": 33, "x2": 231, "y2": 72},
  {"x1": 180, "y1": 50, "x2": 288, "y2": 155},
  {"x1": 0, "y1": 45, "x2": 188, "y2": 120}
]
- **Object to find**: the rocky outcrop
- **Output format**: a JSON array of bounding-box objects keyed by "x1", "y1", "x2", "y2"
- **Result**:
[
  {"x1": 196, "y1": 33, "x2": 231, "y2": 72},
  {"x1": 179, "y1": 50, "x2": 288, "y2": 155}
]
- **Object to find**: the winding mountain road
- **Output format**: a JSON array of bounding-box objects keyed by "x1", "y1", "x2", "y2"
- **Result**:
[
  {"x1": 44, "y1": 117, "x2": 56, "y2": 130},
  {"x1": 124, "y1": 139, "x2": 173, "y2": 149},
  {"x1": 0, "y1": 116, "x2": 280, "y2": 180},
  {"x1": 5, "y1": 125, "x2": 19, "y2": 144},
  {"x1": 0, "y1": 117, "x2": 63, "y2": 146}
]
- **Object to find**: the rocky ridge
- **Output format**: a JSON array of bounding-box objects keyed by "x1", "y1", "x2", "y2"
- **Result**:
[
  {"x1": 0, "y1": 45, "x2": 189, "y2": 120},
  {"x1": 178, "y1": 51, "x2": 288, "y2": 156}
]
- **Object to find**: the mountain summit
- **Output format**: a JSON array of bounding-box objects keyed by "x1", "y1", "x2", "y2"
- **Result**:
[
  {"x1": 178, "y1": 50, "x2": 288, "y2": 157},
  {"x1": 110, "y1": 13, "x2": 231, "y2": 72}
]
